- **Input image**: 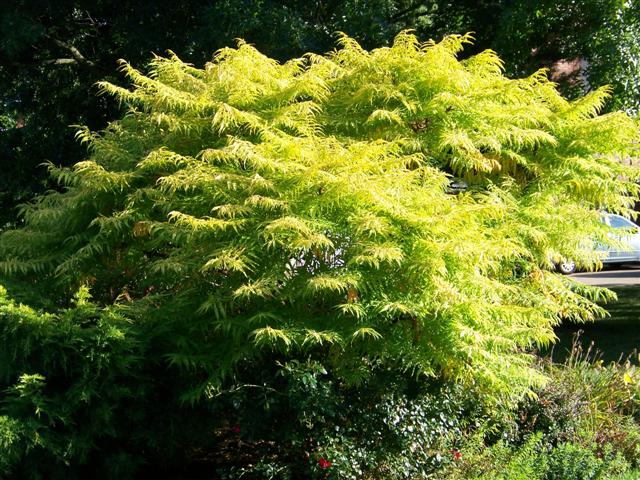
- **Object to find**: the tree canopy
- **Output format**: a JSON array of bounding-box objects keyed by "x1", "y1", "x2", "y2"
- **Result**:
[
  {"x1": 2, "y1": 31, "x2": 638, "y2": 395},
  {"x1": 494, "y1": 0, "x2": 640, "y2": 113},
  {"x1": 2, "y1": 0, "x2": 639, "y2": 224}
]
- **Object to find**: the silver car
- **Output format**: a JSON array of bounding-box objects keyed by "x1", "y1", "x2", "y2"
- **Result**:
[{"x1": 558, "y1": 213, "x2": 640, "y2": 274}]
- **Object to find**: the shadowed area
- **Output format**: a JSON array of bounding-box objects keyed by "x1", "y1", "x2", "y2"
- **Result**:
[{"x1": 550, "y1": 285, "x2": 640, "y2": 363}]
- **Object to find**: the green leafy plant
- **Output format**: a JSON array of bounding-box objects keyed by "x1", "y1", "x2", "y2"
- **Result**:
[
  {"x1": 218, "y1": 360, "x2": 479, "y2": 479},
  {"x1": 441, "y1": 433, "x2": 631, "y2": 480},
  {"x1": 0, "y1": 32, "x2": 638, "y2": 475},
  {"x1": 517, "y1": 337, "x2": 640, "y2": 468},
  {"x1": 0, "y1": 286, "x2": 147, "y2": 477}
]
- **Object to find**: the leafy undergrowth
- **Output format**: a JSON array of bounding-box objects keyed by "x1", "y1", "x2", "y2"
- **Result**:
[
  {"x1": 0, "y1": 292, "x2": 638, "y2": 479},
  {"x1": 439, "y1": 335, "x2": 640, "y2": 480},
  {"x1": 205, "y1": 336, "x2": 640, "y2": 480}
]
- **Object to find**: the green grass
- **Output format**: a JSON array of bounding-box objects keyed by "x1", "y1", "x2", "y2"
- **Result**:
[{"x1": 550, "y1": 285, "x2": 640, "y2": 364}]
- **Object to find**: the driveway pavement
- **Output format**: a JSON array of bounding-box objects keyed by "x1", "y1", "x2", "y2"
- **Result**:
[{"x1": 571, "y1": 265, "x2": 640, "y2": 287}]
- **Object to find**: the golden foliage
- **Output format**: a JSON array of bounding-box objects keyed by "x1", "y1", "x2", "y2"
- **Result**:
[{"x1": 1, "y1": 32, "x2": 638, "y2": 401}]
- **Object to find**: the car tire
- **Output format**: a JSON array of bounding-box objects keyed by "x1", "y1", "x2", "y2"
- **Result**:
[{"x1": 558, "y1": 260, "x2": 576, "y2": 275}]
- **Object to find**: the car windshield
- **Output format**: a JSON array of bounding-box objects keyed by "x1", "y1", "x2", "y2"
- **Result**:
[{"x1": 608, "y1": 215, "x2": 637, "y2": 229}]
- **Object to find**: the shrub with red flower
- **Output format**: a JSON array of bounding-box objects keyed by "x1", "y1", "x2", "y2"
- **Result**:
[
  {"x1": 450, "y1": 449, "x2": 462, "y2": 461},
  {"x1": 317, "y1": 457, "x2": 332, "y2": 469}
]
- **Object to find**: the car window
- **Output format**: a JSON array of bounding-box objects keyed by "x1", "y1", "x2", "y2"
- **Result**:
[{"x1": 608, "y1": 215, "x2": 637, "y2": 229}]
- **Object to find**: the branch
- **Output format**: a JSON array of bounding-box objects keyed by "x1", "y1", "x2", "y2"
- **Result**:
[
  {"x1": 43, "y1": 58, "x2": 77, "y2": 65},
  {"x1": 210, "y1": 383, "x2": 280, "y2": 398},
  {"x1": 50, "y1": 37, "x2": 95, "y2": 67},
  {"x1": 389, "y1": 1, "x2": 429, "y2": 22}
]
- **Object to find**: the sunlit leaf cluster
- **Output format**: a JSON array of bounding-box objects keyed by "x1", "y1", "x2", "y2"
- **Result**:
[{"x1": 1, "y1": 32, "x2": 638, "y2": 398}]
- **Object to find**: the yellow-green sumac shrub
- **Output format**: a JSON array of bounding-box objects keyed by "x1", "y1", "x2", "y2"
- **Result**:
[{"x1": 0, "y1": 33, "x2": 638, "y2": 473}]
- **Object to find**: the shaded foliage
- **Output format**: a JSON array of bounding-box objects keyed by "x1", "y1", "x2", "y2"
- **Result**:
[{"x1": 494, "y1": 0, "x2": 640, "y2": 113}]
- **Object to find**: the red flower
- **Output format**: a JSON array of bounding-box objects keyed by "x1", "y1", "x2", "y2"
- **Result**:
[
  {"x1": 318, "y1": 457, "x2": 332, "y2": 469},
  {"x1": 231, "y1": 424, "x2": 241, "y2": 434},
  {"x1": 450, "y1": 449, "x2": 462, "y2": 461}
]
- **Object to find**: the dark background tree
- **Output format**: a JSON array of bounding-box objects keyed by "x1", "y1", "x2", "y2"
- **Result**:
[
  {"x1": 1, "y1": 0, "x2": 639, "y2": 224},
  {"x1": 0, "y1": 0, "x2": 404, "y2": 223},
  {"x1": 494, "y1": 0, "x2": 640, "y2": 113}
]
